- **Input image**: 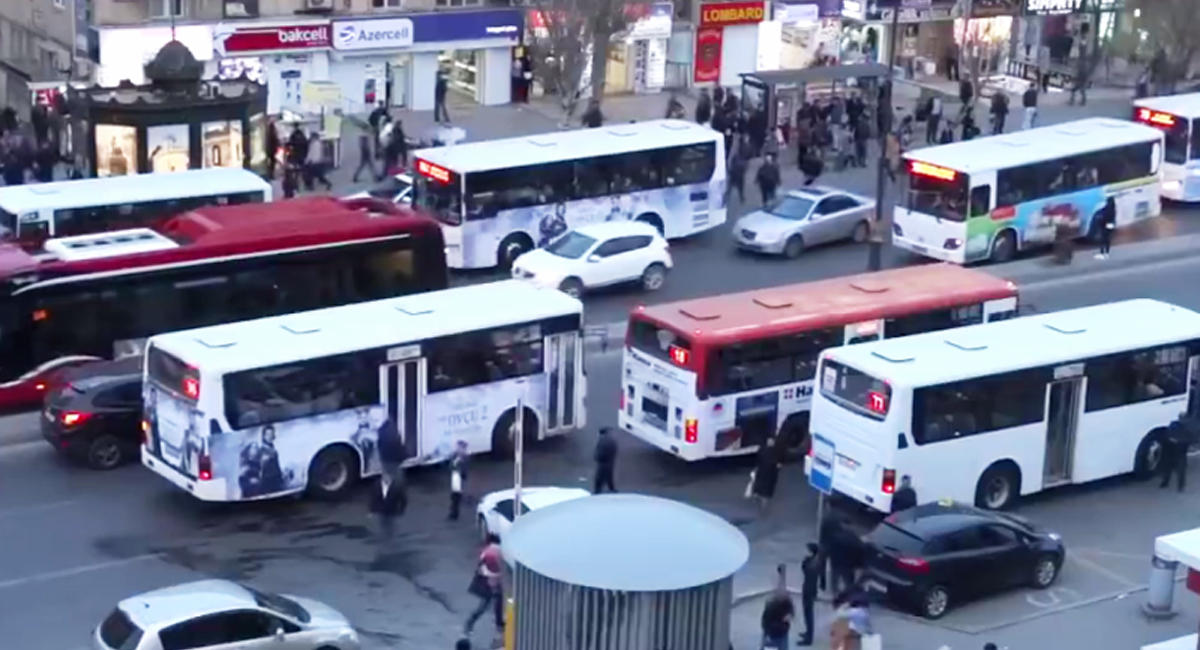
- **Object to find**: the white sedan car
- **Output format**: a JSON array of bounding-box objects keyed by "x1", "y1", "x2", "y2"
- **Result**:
[
  {"x1": 511, "y1": 221, "x2": 672, "y2": 298},
  {"x1": 94, "y1": 580, "x2": 358, "y2": 650},
  {"x1": 477, "y1": 486, "x2": 590, "y2": 541},
  {"x1": 733, "y1": 186, "x2": 875, "y2": 258},
  {"x1": 345, "y1": 172, "x2": 413, "y2": 205}
]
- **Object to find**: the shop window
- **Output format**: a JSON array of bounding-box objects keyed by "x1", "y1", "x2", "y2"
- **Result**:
[
  {"x1": 150, "y1": 0, "x2": 184, "y2": 17},
  {"x1": 436, "y1": 0, "x2": 481, "y2": 5},
  {"x1": 372, "y1": 0, "x2": 402, "y2": 7}
]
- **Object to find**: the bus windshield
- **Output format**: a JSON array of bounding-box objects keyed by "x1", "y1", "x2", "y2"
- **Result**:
[
  {"x1": 414, "y1": 174, "x2": 462, "y2": 225},
  {"x1": 907, "y1": 170, "x2": 967, "y2": 222},
  {"x1": 1193, "y1": 118, "x2": 1200, "y2": 161},
  {"x1": 1162, "y1": 117, "x2": 1190, "y2": 164},
  {"x1": 819, "y1": 359, "x2": 891, "y2": 420}
]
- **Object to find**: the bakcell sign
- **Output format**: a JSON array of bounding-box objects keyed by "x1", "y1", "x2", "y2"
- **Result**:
[
  {"x1": 334, "y1": 18, "x2": 414, "y2": 50},
  {"x1": 700, "y1": 1, "x2": 766, "y2": 26},
  {"x1": 218, "y1": 24, "x2": 330, "y2": 54}
]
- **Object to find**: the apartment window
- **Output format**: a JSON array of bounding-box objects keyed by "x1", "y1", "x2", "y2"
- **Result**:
[
  {"x1": 371, "y1": 0, "x2": 403, "y2": 7},
  {"x1": 435, "y1": 0, "x2": 481, "y2": 6},
  {"x1": 151, "y1": 0, "x2": 185, "y2": 18}
]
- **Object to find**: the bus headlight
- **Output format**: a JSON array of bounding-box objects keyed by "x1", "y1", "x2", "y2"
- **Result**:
[{"x1": 943, "y1": 238, "x2": 962, "y2": 250}]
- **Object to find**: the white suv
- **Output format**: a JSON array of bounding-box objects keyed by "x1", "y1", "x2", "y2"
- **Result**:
[{"x1": 511, "y1": 221, "x2": 672, "y2": 298}]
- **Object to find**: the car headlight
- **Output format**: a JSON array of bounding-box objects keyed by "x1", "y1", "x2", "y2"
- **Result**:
[{"x1": 1047, "y1": 532, "x2": 1061, "y2": 541}]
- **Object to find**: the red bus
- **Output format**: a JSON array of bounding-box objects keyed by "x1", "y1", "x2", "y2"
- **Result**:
[
  {"x1": 617, "y1": 264, "x2": 1018, "y2": 460},
  {"x1": 0, "y1": 196, "x2": 446, "y2": 411}
]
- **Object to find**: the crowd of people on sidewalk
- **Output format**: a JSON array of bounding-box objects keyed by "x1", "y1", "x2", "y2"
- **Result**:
[{"x1": 0, "y1": 103, "x2": 80, "y2": 187}]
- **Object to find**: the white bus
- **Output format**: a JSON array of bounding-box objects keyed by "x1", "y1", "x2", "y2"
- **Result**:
[
  {"x1": 412, "y1": 119, "x2": 727, "y2": 270},
  {"x1": 140, "y1": 280, "x2": 585, "y2": 502},
  {"x1": 893, "y1": 117, "x2": 1163, "y2": 264},
  {"x1": 1133, "y1": 93, "x2": 1200, "y2": 201},
  {"x1": 810, "y1": 299, "x2": 1200, "y2": 513},
  {"x1": 0, "y1": 168, "x2": 270, "y2": 249}
]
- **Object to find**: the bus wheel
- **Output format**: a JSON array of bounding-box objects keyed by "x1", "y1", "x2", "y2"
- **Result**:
[
  {"x1": 635, "y1": 213, "x2": 664, "y2": 236},
  {"x1": 497, "y1": 234, "x2": 533, "y2": 270},
  {"x1": 491, "y1": 407, "x2": 539, "y2": 459},
  {"x1": 975, "y1": 462, "x2": 1020, "y2": 510},
  {"x1": 1134, "y1": 429, "x2": 1167, "y2": 480},
  {"x1": 989, "y1": 231, "x2": 1016, "y2": 264},
  {"x1": 778, "y1": 413, "x2": 811, "y2": 462},
  {"x1": 307, "y1": 445, "x2": 359, "y2": 499}
]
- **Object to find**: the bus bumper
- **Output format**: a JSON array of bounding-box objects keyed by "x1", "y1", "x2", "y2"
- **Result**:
[
  {"x1": 141, "y1": 447, "x2": 228, "y2": 501},
  {"x1": 891, "y1": 234, "x2": 965, "y2": 263},
  {"x1": 617, "y1": 412, "x2": 707, "y2": 461}
]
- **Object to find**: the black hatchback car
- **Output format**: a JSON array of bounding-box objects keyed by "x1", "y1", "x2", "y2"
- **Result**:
[
  {"x1": 42, "y1": 358, "x2": 142, "y2": 470},
  {"x1": 862, "y1": 501, "x2": 1065, "y2": 619}
]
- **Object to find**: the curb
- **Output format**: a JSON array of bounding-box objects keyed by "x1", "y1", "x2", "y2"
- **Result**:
[{"x1": 990, "y1": 232, "x2": 1200, "y2": 287}]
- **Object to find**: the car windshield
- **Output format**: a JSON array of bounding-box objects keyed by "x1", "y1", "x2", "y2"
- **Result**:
[
  {"x1": 99, "y1": 608, "x2": 143, "y2": 650},
  {"x1": 246, "y1": 585, "x2": 311, "y2": 623},
  {"x1": 367, "y1": 176, "x2": 410, "y2": 201},
  {"x1": 544, "y1": 231, "x2": 596, "y2": 259},
  {"x1": 766, "y1": 195, "x2": 815, "y2": 220}
]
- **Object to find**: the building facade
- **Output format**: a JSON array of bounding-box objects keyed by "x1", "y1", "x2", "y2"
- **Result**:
[
  {"x1": 0, "y1": 0, "x2": 82, "y2": 114},
  {"x1": 90, "y1": 0, "x2": 519, "y2": 116}
]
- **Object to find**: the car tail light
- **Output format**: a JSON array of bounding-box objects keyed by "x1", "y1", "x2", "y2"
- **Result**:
[
  {"x1": 896, "y1": 556, "x2": 930, "y2": 574},
  {"x1": 182, "y1": 376, "x2": 200, "y2": 400},
  {"x1": 198, "y1": 453, "x2": 212, "y2": 481},
  {"x1": 61, "y1": 411, "x2": 90, "y2": 427},
  {"x1": 882, "y1": 468, "x2": 896, "y2": 494},
  {"x1": 684, "y1": 418, "x2": 698, "y2": 444},
  {"x1": 141, "y1": 419, "x2": 150, "y2": 446},
  {"x1": 35, "y1": 382, "x2": 46, "y2": 392}
]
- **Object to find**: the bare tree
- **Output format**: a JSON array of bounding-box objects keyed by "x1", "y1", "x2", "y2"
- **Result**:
[
  {"x1": 529, "y1": 0, "x2": 630, "y2": 121},
  {"x1": 1129, "y1": 0, "x2": 1200, "y2": 88},
  {"x1": 586, "y1": 3, "x2": 632, "y2": 102}
]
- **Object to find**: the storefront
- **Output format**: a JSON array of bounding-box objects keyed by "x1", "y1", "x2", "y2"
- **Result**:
[
  {"x1": 95, "y1": 24, "x2": 217, "y2": 87},
  {"x1": 1010, "y1": 0, "x2": 1124, "y2": 87},
  {"x1": 213, "y1": 21, "x2": 332, "y2": 115},
  {"x1": 840, "y1": 0, "x2": 957, "y2": 78},
  {"x1": 606, "y1": 2, "x2": 672, "y2": 94},
  {"x1": 770, "y1": 1, "x2": 843, "y2": 70},
  {"x1": 694, "y1": 1, "x2": 768, "y2": 88},
  {"x1": 330, "y1": 9, "x2": 522, "y2": 112}
]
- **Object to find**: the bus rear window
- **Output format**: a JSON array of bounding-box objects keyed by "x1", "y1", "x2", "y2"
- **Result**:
[
  {"x1": 147, "y1": 346, "x2": 196, "y2": 399},
  {"x1": 820, "y1": 359, "x2": 891, "y2": 419},
  {"x1": 906, "y1": 168, "x2": 967, "y2": 222},
  {"x1": 99, "y1": 607, "x2": 143, "y2": 650},
  {"x1": 628, "y1": 318, "x2": 692, "y2": 368}
]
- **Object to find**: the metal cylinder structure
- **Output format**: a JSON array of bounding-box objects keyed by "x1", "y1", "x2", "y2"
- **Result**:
[{"x1": 502, "y1": 494, "x2": 748, "y2": 650}]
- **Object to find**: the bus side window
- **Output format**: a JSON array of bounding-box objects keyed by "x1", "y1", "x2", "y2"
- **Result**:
[{"x1": 969, "y1": 186, "x2": 991, "y2": 218}]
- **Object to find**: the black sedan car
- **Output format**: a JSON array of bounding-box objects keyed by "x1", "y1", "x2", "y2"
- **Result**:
[
  {"x1": 862, "y1": 501, "x2": 1065, "y2": 619},
  {"x1": 42, "y1": 358, "x2": 142, "y2": 470}
]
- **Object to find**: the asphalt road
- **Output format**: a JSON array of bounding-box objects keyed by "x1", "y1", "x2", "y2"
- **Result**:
[{"x1": 6, "y1": 239, "x2": 1200, "y2": 650}]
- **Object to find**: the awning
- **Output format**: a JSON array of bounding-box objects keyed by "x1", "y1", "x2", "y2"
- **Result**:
[{"x1": 1155, "y1": 528, "x2": 1200, "y2": 569}]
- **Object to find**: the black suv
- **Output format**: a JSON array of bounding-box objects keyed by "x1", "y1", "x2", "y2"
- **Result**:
[
  {"x1": 42, "y1": 358, "x2": 142, "y2": 470},
  {"x1": 862, "y1": 501, "x2": 1065, "y2": 619}
]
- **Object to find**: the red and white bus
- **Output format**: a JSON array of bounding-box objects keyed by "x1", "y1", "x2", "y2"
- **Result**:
[
  {"x1": 0, "y1": 196, "x2": 446, "y2": 411},
  {"x1": 617, "y1": 264, "x2": 1019, "y2": 460}
]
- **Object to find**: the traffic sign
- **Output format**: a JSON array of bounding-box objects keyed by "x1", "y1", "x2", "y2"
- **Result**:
[{"x1": 809, "y1": 433, "x2": 835, "y2": 495}]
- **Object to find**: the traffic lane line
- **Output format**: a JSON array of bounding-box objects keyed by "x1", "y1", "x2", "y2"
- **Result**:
[
  {"x1": 0, "y1": 498, "x2": 80, "y2": 522},
  {"x1": 0, "y1": 553, "x2": 162, "y2": 591}
]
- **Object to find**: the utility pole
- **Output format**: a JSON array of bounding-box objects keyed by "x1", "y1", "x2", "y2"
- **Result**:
[
  {"x1": 513, "y1": 389, "x2": 526, "y2": 519},
  {"x1": 868, "y1": 0, "x2": 908, "y2": 272}
]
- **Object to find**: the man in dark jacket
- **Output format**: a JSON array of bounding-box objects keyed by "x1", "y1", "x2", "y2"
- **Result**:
[
  {"x1": 1160, "y1": 418, "x2": 1193, "y2": 492},
  {"x1": 286, "y1": 124, "x2": 308, "y2": 167},
  {"x1": 351, "y1": 130, "x2": 378, "y2": 183},
  {"x1": 797, "y1": 542, "x2": 823, "y2": 646},
  {"x1": 581, "y1": 99, "x2": 604, "y2": 128},
  {"x1": 593, "y1": 427, "x2": 618, "y2": 493},
  {"x1": 989, "y1": 92, "x2": 1009, "y2": 134},
  {"x1": 1095, "y1": 196, "x2": 1116, "y2": 259},
  {"x1": 377, "y1": 417, "x2": 408, "y2": 477},
  {"x1": 434, "y1": 72, "x2": 450, "y2": 123},
  {"x1": 761, "y1": 564, "x2": 794, "y2": 650},
  {"x1": 695, "y1": 89, "x2": 712, "y2": 125},
  {"x1": 265, "y1": 120, "x2": 280, "y2": 179},
  {"x1": 891, "y1": 475, "x2": 917, "y2": 513},
  {"x1": 755, "y1": 153, "x2": 781, "y2": 206},
  {"x1": 369, "y1": 468, "x2": 407, "y2": 544}
]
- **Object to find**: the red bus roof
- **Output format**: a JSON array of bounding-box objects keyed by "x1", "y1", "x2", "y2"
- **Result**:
[
  {"x1": 633, "y1": 264, "x2": 1017, "y2": 346},
  {"x1": 0, "y1": 197, "x2": 440, "y2": 283}
]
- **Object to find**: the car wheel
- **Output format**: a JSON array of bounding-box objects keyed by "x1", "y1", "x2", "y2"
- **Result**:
[
  {"x1": 497, "y1": 234, "x2": 533, "y2": 271},
  {"x1": 783, "y1": 235, "x2": 805, "y2": 259},
  {"x1": 1134, "y1": 429, "x2": 1167, "y2": 479},
  {"x1": 641, "y1": 263, "x2": 667, "y2": 291},
  {"x1": 851, "y1": 221, "x2": 870, "y2": 243},
  {"x1": 559, "y1": 277, "x2": 584, "y2": 299},
  {"x1": 989, "y1": 230, "x2": 1016, "y2": 264},
  {"x1": 86, "y1": 434, "x2": 125, "y2": 470},
  {"x1": 1031, "y1": 555, "x2": 1060, "y2": 589},
  {"x1": 307, "y1": 446, "x2": 359, "y2": 499},
  {"x1": 975, "y1": 463, "x2": 1019, "y2": 510},
  {"x1": 921, "y1": 585, "x2": 951, "y2": 619}
]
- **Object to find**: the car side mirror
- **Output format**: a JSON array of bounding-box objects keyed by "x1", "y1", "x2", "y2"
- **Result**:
[
  {"x1": 274, "y1": 627, "x2": 286, "y2": 641},
  {"x1": 587, "y1": 254, "x2": 601, "y2": 263}
]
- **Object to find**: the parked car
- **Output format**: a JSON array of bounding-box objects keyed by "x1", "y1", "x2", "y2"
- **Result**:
[
  {"x1": 862, "y1": 501, "x2": 1064, "y2": 619},
  {"x1": 94, "y1": 580, "x2": 359, "y2": 650},
  {"x1": 477, "y1": 486, "x2": 590, "y2": 541},
  {"x1": 42, "y1": 357, "x2": 142, "y2": 470},
  {"x1": 511, "y1": 221, "x2": 671, "y2": 298},
  {"x1": 345, "y1": 172, "x2": 413, "y2": 205},
  {"x1": 733, "y1": 186, "x2": 875, "y2": 258}
]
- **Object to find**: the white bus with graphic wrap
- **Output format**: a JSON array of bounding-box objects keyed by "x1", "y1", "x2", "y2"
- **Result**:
[
  {"x1": 808, "y1": 299, "x2": 1200, "y2": 513},
  {"x1": 412, "y1": 119, "x2": 727, "y2": 269},
  {"x1": 140, "y1": 281, "x2": 585, "y2": 501},
  {"x1": 1133, "y1": 93, "x2": 1200, "y2": 201}
]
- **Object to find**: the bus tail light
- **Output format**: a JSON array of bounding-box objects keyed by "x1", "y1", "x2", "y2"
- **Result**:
[
  {"x1": 141, "y1": 419, "x2": 150, "y2": 446},
  {"x1": 896, "y1": 556, "x2": 930, "y2": 574},
  {"x1": 882, "y1": 469, "x2": 896, "y2": 495},
  {"x1": 182, "y1": 376, "x2": 200, "y2": 400},
  {"x1": 684, "y1": 418, "x2": 698, "y2": 444},
  {"x1": 198, "y1": 453, "x2": 213, "y2": 481}
]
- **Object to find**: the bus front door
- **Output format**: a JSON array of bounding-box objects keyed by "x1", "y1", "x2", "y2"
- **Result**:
[
  {"x1": 1044, "y1": 377, "x2": 1083, "y2": 486},
  {"x1": 545, "y1": 333, "x2": 579, "y2": 433},
  {"x1": 381, "y1": 358, "x2": 425, "y2": 461}
]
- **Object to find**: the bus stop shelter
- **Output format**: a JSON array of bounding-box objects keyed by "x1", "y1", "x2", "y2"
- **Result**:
[
  {"x1": 739, "y1": 63, "x2": 890, "y2": 135},
  {"x1": 1142, "y1": 527, "x2": 1200, "y2": 649}
]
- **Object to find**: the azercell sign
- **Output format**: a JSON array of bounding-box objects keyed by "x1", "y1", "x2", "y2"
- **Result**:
[
  {"x1": 332, "y1": 10, "x2": 522, "y2": 51},
  {"x1": 334, "y1": 18, "x2": 414, "y2": 51}
]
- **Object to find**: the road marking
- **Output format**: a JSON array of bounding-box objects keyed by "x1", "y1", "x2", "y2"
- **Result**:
[
  {"x1": 0, "y1": 499, "x2": 79, "y2": 522},
  {"x1": 1025, "y1": 586, "x2": 1080, "y2": 609},
  {"x1": 0, "y1": 554, "x2": 161, "y2": 591},
  {"x1": 1018, "y1": 253, "x2": 1200, "y2": 291},
  {"x1": 1068, "y1": 552, "x2": 1140, "y2": 588},
  {"x1": 1073, "y1": 548, "x2": 1150, "y2": 561}
]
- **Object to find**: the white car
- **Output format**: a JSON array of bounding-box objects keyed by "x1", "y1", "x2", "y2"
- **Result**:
[
  {"x1": 94, "y1": 580, "x2": 359, "y2": 650},
  {"x1": 476, "y1": 486, "x2": 590, "y2": 541},
  {"x1": 511, "y1": 221, "x2": 672, "y2": 298},
  {"x1": 345, "y1": 172, "x2": 413, "y2": 205}
]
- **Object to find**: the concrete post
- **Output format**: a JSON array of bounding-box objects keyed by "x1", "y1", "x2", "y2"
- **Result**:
[{"x1": 1142, "y1": 555, "x2": 1179, "y2": 620}]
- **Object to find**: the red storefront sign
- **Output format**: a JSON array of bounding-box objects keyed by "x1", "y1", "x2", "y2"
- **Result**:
[
  {"x1": 220, "y1": 24, "x2": 331, "y2": 53},
  {"x1": 693, "y1": 26, "x2": 723, "y2": 83},
  {"x1": 699, "y1": 1, "x2": 766, "y2": 26}
]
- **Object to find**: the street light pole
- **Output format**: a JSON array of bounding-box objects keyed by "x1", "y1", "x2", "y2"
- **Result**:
[{"x1": 868, "y1": 0, "x2": 903, "y2": 272}]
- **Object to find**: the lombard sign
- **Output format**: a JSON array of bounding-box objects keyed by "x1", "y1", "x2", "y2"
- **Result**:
[
  {"x1": 216, "y1": 24, "x2": 330, "y2": 54},
  {"x1": 334, "y1": 18, "x2": 414, "y2": 51},
  {"x1": 700, "y1": 1, "x2": 767, "y2": 26}
]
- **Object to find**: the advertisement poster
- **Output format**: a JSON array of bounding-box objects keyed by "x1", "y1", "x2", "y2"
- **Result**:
[
  {"x1": 694, "y1": 27, "x2": 723, "y2": 83},
  {"x1": 95, "y1": 124, "x2": 136, "y2": 177},
  {"x1": 203, "y1": 120, "x2": 244, "y2": 168},
  {"x1": 146, "y1": 124, "x2": 190, "y2": 173}
]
